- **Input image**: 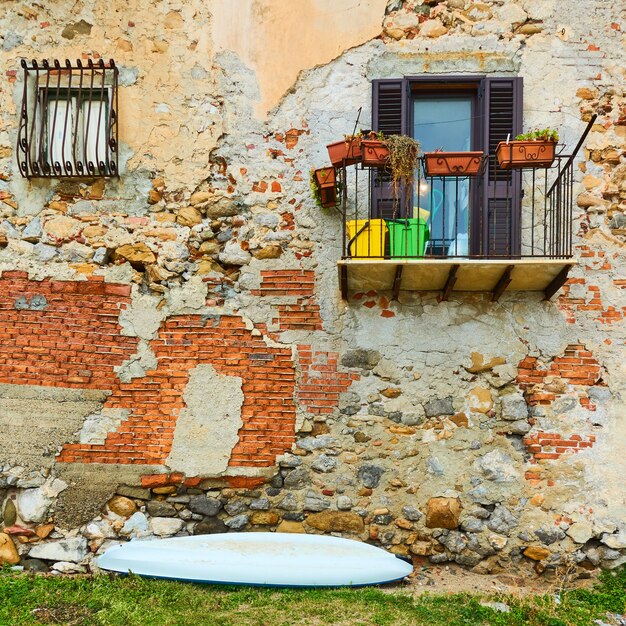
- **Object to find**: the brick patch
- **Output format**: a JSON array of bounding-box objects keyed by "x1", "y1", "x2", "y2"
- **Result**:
[
  {"x1": 251, "y1": 269, "x2": 315, "y2": 297},
  {"x1": 59, "y1": 315, "x2": 297, "y2": 467},
  {"x1": 296, "y1": 345, "x2": 357, "y2": 416},
  {"x1": 523, "y1": 431, "x2": 596, "y2": 463},
  {"x1": 252, "y1": 270, "x2": 323, "y2": 331},
  {"x1": 0, "y1": 272, "x2": 137, "y2": 389},
  {"x1": 516, "y1": 344, "x2": 603, "y2": 405},
  {"x1": 0, "y1": 273, "x2": 298, "y2": 468},
  {"x1": 557, "y1": 278, "x2": 626, "y2": 325},
  {"x1": 275, "y1": 300, "x2": 322, "y2": 331}
]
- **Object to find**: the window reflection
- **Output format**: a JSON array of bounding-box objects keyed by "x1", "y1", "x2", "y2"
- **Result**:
[{"x1": 413, "y1": 96, "x2": 472, "y2": 256}]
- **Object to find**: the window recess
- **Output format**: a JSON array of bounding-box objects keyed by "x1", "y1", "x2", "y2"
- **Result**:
[
  {"x1": 16, "y1": 59, "x2": 119, "y2": 179},
  {"x1": 372, "y1": 76, "x2": 523, "y2": 258}
]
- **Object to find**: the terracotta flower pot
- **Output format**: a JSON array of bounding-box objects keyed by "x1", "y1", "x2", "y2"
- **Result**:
[
  {"x1": 424, "y1": 151, "x2": 484, "y2": 176},
  {"x1": 496, "y1": 140, "x2": 556, "y2": 169},
  {"x1": 361, "y1": 140, "x2": 390, "y2": 168},
  {"x1": 312, "y1": 167, "x2": 339, "y2": 208},
  {"x1": 314, "y1": 166, "x2": 336, "y2": 188},
  {"x1": 318, "y1": 187, "x2": 338, "y2": 208},
  {"x1": 327, "y1": 139, "x2": 362, "y2": 167}
]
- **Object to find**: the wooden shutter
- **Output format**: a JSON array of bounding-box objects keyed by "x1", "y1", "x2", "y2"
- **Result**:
[
  {"x1": 480, "y1": 77, "x2": 523, "y2": 257},
  {"x1": 371, "y1": 79, "x2": 407, "y2": 219}
]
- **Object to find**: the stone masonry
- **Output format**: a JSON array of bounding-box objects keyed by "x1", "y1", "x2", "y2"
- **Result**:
[{"x1": 0, "y1": 0, "x2": 625, "y2": 577}]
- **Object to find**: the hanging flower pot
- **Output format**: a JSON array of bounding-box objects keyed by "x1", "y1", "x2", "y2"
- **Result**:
[
  {"x1": 496, "y1": 141, "x2": 556, "y2": 169},
  {"x1": 314, "y1": 166, "x2": 336, "y2": 188},
  {"x1": 327, "y1": 136, "x2": 362, "y2": 167},
  {"x1": 311, "y1": 167, "x2": 339, "y2": 209},
  {"x1": 496, "y1": 130, "x2": 559, "y2": 170},
  {"x1": 361, "y1": 138, "x2": 390, "y2": 168},
  {"x1": 318, "y1": 187, "x2": 338, "y2": 208},
  {"x1": 424, "y1": 151, "x2": 485, "y2": 176}
]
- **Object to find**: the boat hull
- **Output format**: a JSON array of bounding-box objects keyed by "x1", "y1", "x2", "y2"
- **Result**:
[{"x1": 96, "y1": 532, "x2": 413, "y2": 587}]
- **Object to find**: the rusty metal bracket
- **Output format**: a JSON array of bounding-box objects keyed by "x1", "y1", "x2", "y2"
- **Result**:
[
  {"x1": 544, "y1": 265, "x2": 571, "y2": 301},
  {"x1": 438, "y1": 264, "x2": 459, "y2": 302},
  {"x1": 391, "y1": 265, "x2": 403, "y2": 301},
  {"x1": 491, "y1": 265, "x2": 514, "y2": 302}
]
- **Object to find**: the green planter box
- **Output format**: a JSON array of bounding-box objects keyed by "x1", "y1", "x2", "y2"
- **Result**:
[{"x1": 386, "y1": 218, "x2": 429, "y2": 258}]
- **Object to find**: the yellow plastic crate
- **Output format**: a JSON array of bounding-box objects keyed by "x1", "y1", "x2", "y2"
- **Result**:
[{"x1": 346, "y1": 219, "x2": 387, "y2": 259}]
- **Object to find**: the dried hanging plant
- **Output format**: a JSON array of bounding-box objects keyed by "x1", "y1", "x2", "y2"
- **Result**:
[{"x1": 384, "y1": 135, "x2": 421, "y2": 217}]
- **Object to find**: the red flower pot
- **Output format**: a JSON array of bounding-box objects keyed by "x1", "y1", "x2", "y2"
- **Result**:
[
  {"x1": 327, "y1": 139, "x2": 362, "y2": 167},
  {"x1": 319, "y1": 187, "x2": 338, "y2": 208},
  {"x1": 424, "y1": 151, "x2": 484, "y2": 176},
  {"x1": 312, "y1": 167, "x2": 339, "y2": 208},
  {"x1": 361, "y1": 140, "x2": 390, "y2": 168},
  {"x1": 496, "y1": 141, "x2": 556, "y2": 169},
  {"x1": 314, "y1": 167, "x2": 336, "y2": 188}
]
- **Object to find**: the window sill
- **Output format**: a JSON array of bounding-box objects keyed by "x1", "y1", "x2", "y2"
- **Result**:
[{"x1": 337, "y1": 258, "x2": 576, "y2": 302}]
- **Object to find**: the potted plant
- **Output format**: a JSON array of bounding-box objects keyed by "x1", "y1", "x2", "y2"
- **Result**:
[
  {"x1": 381, "y1": 134, "x2": 430, "y2": 258},
  {"x1": 361, "y1": 131, "x2": 390, "y2": 168},
  {"x1": 424, "y1": 149, "x2": 485, "y2": 176},
  {"x1": 310, "y1": 167, "x2": 339, "y2": 209},
  {"x1": 327, "y1": 133, "x2": 363, "y2": 167},
  {"x1": 496, "y1": 128, "x2": 559, "y2": 169},
  {"x1": 385, "y1": 134, "x2": 421, "y2": 216}
]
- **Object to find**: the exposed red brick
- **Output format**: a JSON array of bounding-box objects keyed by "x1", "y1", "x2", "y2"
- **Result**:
[
  {"x1": 284, "y1": 128, "x2": 306, "y2": 149},
  {"x1": 276, "y1": 299, "x2": 322, "y2": 331},
  {"x1": 296, "y1": 346, "x2": 356, "y2": 417},
  {"x1": 251, "y1": 269, "x2": 315, "y2": 297},
  {"x1": 225, "y1": 476, "x2": 267, "y2": 488},
  {"x1": 0, "y1": 276, "x2": 298, "y2": 469},
  {"x1": 516, "y1": 345, "x2": 603, "y2": 406},
  {"x1": 523, "y1": 430, "x2": 596, "y2": 467},
  {"x1": 140, "y1": 474, "x2": 175, "y2": 488}
]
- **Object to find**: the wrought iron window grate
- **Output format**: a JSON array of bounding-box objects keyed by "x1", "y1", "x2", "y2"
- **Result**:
[{"x1": 17, "y1": 59, "x2": 119, "y2": 179}]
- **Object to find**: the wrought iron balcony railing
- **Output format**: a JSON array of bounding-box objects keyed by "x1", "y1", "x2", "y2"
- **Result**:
[{"x1": 339, "y1": 116, "x2": 596, "y2": 263}]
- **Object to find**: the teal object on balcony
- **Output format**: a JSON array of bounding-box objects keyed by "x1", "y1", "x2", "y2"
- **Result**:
[{"x1": 386, "y1": 218, "x2": 430, "y2": 258}]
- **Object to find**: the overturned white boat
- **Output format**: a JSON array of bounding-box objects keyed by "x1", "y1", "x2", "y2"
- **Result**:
[{"x1": 96, "y1": 532, "x2": 413, "y2": 587}]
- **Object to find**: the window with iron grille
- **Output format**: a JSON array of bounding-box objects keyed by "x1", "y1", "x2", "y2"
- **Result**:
[
  {"x1": 16, "y1": 59, "x2": 119, "y2": 179},
  {"x1": 371, "y1": 76, "x2": 523, "y2": 257}
]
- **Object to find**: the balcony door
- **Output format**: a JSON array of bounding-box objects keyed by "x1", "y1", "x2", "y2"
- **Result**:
[
  {"x1": 371, "y1": 76, "x2": 523, "y2": 258},
  {"x1": 413, "y1": 93, "x2": 475, "y2": 256}
]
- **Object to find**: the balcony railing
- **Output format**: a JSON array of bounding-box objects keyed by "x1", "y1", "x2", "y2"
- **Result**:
[{"x1": 339, "y1": 116, "x2": 595, "y2": 263}]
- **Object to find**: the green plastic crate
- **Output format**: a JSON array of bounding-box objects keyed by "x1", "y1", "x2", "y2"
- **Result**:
[{"x1": 386, "y1": 218, "x2": 429, "y2": 258}]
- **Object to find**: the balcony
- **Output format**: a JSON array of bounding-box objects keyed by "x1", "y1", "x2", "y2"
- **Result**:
[{"x1": 336, "y1": 119, "x2": 595, "y2": 302}]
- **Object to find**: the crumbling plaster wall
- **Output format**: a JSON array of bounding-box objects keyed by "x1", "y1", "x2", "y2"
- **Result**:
[{"x1": 0, "y1": 0, "x2": 625, "y2": 576}]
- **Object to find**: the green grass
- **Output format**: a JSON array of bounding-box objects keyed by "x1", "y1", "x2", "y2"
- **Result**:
[{"x1": 0, "y1": 567, "x2": 624, "y2": 626}]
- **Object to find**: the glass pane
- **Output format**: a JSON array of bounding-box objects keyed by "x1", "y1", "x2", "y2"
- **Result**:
[
  {"x1": 81, "y1": 99, "x2": 109, "y2": 168},
  {"x1": 413, "y1": 97, "x2": 472, "y2": 256},
  {"x1": 46, "y1": 98, "x2": 76, "y2": 175}
]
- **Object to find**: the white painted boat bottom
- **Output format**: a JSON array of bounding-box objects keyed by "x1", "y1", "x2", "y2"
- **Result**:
[{"x1": 96, "y1": 532, "x2": 413, "y2": 587}]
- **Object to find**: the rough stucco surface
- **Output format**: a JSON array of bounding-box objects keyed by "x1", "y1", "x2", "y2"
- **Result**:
[
  {"x1": 211, "y1": 0, "x2": 389, "y2": 116},
  {"x1": 0, "y1": 0, "x2": 625, "y2": 577},
  {"x1": 0, "y1": 385, "x2": 108, "y2": 468},
  {"x1": 166, "y1": 364, "x2": 244, "y2": 475}
]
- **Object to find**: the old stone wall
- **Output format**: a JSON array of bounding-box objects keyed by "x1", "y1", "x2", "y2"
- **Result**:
[{"x1": 0, "y1": 0, "x2": 625, "y2": 577}]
